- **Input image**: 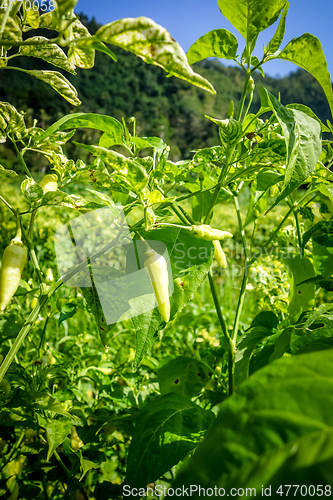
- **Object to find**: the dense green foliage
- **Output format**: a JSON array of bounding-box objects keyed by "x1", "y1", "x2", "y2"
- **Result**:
[
  {"x1": 1, "y1": 0, "x2": 333, "y2": 498},
  {"x1": 0, "y1": 15, "x2": 330, "y2": 162}
]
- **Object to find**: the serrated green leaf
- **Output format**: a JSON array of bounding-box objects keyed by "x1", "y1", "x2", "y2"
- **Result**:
[
  {"x1": 95, "y1": 17, "x2": 215, "y2": 94},
  {"x1": 217, "y1": 0, "x2": 287, "y2": 43},
  {"x1": 187, "y1": 29, "x2": 238, "y2": 65},
  {"x1": 125, "y1": 393, "x2": 215, "y2": 489},
  {"x1": 19, "y1": 37, "x2": 76, "y2": 74},
  {"x1": 276, "y1": 33, "x2": 333, "y2": 117}
]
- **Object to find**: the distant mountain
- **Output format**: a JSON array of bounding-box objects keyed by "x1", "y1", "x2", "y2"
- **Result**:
[{"x1": 0, "y1": 14, "x2": 331, "y2": 162}]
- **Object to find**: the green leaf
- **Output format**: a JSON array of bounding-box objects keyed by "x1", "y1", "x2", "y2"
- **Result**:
[
  {"x1": 58, "y1": 303, "x2": 77, "y2": 327},
  {"x1": 298, "y1": 275, "x2": 333, "y2": 292},
  {"x1": 303, "y1": 219, "x2": 333, "y2": 248},
  {"x1": 266, "y1": 1, "x2": 289, "y2": 54},
  {"x1": 286, "y1": 103, "x2": 330, "y2": 133},
  {"x1": 0, "y1": 102, "x2": 26, "y2": 140},
  {"x1": 173, "y1": 350, "x2": 333, "y2": 492},
  {"x1": 21, "y1": 177, "x2": 44, "y2": 204},
  {"x1": 18, "y1": 37, "x2": 76, "y2": 74},
  {"x1": 16, "y1": 69, "x2": 81, "y2": 106},
  {"x1": 23, "y1": 3, "x2": 40, "y2": 29},
  {"x1": 81, "y1": 38, "x2": 117, "y2": 61},
  {"x1": 54, "y1": 0, "x2": 78, "y2": 19},
  {"x1": 125, "y1": 393, "x2": 215, "y2": 489},
  {"x1": 283, "y1": 255, "x2": 315, "y2": 320},
  {"x1": 187, "y1": 29, "x2": 238, "y2": 65},
  {"x1": 67, "y1": 19, "x2": 95, "y2": 69},
  {"x1": 217, "y1": 0, "x2": 287, "y2": 43},
  {"x1": 39, "y1": 113, "x2": 124, "y2": 144},
  {"x1": 79, "y1": 453, "x2": 102, "y2": 481},
  {"x1": 276, "y1": 33, "x2": 333, "y2": 117},
  {"x1": 74, "y1": 143, "x2": 149, "y2": 193},
  {"x1": 0, "y1": 14, "x2": 22, "y2": 42},
  {"x1": 0, "y1": 165, "x2": 17, "y2": 178},
  {"x1": 95, "y1": 17, "x2": 215, "y2": 94},
  {"x1": 37, "y1": 417, "x2": 73, "y2": 462},
  {"x1": 158, "y1": 356, "x2": 211, "y2": 398},
  {"x1": 235, "y1": 324, "x2": 275, "y2": 386},
  {"x1": 205, "y1": 116, "x2": 242, "y2": 149},
  {"x1": 260, "y1": 88, "x2": 321, "y2": 210}
]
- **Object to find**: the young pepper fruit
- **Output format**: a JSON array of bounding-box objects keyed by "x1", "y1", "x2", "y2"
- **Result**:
[
  {"x1": 213, "y1": 240, "x2": 227, "y2": 268},
  {"x1": 144, "y1": 248, "x2": 170, "y2": 323},
  {"x1": 192, "y1": 224, "x2": 233, "y2": 241},
  {"x1": 39, "y1": 174, "x2": 58, "y2": 193},
  {"x1": 0, "y1": 224, "x2": 27, "y2": 312}
]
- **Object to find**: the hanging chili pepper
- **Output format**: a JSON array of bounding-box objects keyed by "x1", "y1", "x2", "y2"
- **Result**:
[
  {"x1": 0, "y1": 215, "x2": 27, "y2": 312},
  {"x1": 192, "y1": 224, "x2": 233, "y2": 241},
  {"x1": 144, "y1": 248, "x2": 170, "y2": 323}
]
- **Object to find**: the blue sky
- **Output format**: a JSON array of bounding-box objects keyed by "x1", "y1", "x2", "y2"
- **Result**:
[{"x1": 75, "y1": 0, "x2": 333, "y2": 78}]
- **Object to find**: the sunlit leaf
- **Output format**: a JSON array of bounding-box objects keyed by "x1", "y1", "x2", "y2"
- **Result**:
[{"x1": 95, "y1": 17, "x2": 215, "y2": 94}]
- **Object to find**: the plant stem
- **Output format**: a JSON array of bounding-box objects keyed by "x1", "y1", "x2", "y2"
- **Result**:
[
  {"x1": 0, "y1": 194, "x2": 15, "y2": 213},
  {"x1": 12, "y1": 141, "x2": 32, "y2": 178},
  {"x1": 236, "y1": 72, "x2": 251, "y2": 122},
  {"x1": 294, "y1": 209, "x2": 303, "y2": 257},
  {"x1": 232, "y1": 196, "x2": 249, "y2": 344},
  {"x1": 204, "y1": 147, "x2": 235, "y2": 224},
  {"x1": 170, "y1": 204, "x2": 190, "y2": 225},
  {"x1": 208, "y1": 272, "x2": 235, "y2": 396}
]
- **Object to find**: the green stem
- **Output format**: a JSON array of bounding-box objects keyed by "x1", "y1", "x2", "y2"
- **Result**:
[
  {"x1": 53, "y1": 450, "x2": 90, "y2": 500},
  {"x1": 232, "y1": 196, "x2": 249, "y2": 344},
  {"x1": 0, "y1": 194, "x2": 15, "y2": 213},
  {"x1": 12, "y1": 141, "x2": 32, "y2": 178},
  {"x1": 294, "y1": 209, "x2": 303, "y2": 257},
  {"x1": 242, "y1": 91, "x2": 253, "y2": 123},
  {"x1": 204, "y1": 147, "x2": 235, "y2": 224},
  {"x1": 236, "y1": 72, "x2": 251, "y2": 122},
  {"x1": 170, "y1": 204, "x2": 190, "y2": 225},
  {"x1": 208, "y1": 272, "x2": 234, "y2": 396},
  {"x1": 20, "y1": 211, "x2": 44, "y2": 284}
]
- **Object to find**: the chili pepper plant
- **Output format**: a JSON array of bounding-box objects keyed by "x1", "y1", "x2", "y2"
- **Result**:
[{"x1": 0, "y1": 0, "x2": 333, "y2": 497}]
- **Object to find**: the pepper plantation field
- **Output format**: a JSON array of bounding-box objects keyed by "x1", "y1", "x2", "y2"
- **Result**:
[{"x1": 1, "y1": 0, "x2": 333, "y2": 499}]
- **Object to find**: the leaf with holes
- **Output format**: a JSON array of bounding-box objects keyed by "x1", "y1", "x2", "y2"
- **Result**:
[{"x1": 158, "y1": 356, "x2": 211, "y2": 398}]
